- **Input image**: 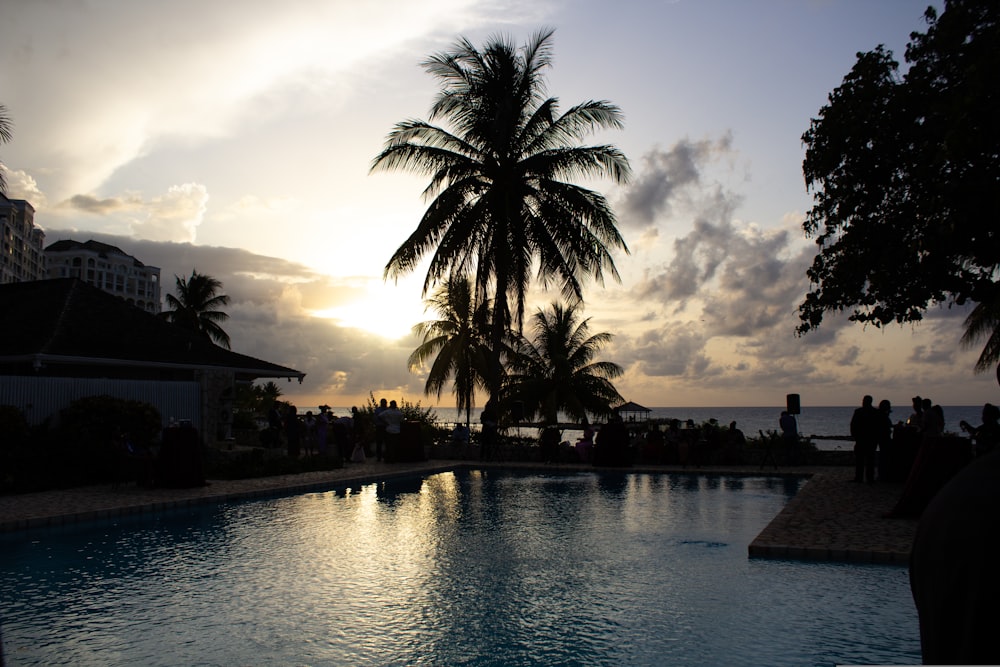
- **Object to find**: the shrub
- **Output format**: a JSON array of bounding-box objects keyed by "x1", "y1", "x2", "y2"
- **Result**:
[
  {"x1": 56, "y1": 395, "x2": 162, "y2": 485},
  {"x1": 0, "y1": 405, "x2": 29, "y2": 451}
]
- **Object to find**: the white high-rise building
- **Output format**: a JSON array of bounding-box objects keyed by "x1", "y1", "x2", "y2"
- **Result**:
[
  {"x1": 45, "y1": 239, "x2": 162, "y2": 313},
  {"x1": 0, "y1": 194, "x2": 46, "y2": 283}
]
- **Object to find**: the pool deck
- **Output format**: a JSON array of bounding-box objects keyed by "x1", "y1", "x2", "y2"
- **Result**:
[{"x1": 0, "y1": 461, "x2": 917, "y2": 564}]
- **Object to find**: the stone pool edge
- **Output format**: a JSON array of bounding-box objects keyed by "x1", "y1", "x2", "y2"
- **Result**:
[{"x1": 0, "y1": 461, "x2": 917, "y2": 564}]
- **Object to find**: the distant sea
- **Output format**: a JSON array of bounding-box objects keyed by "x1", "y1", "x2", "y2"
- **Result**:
[{"x1": 302, "y1": 404, "x2": 988, "y2": 452}]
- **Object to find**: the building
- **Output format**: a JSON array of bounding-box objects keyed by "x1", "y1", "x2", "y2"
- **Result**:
[
  {"x1": 0, "y1": 278, "x2": 305, "y2": 442},
  {"x1": 0, "y1": 193, "x2": 46, "y2": 283},
  {"x1": 45, "y1": 238, "x2": 162, "y2": 313}
]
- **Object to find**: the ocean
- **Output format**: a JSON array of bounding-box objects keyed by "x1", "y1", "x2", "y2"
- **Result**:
[{"x1": 303, "y1": 404, "x2": 988, "y2": 452}]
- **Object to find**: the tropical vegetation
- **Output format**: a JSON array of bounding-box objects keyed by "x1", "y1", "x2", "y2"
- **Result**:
[
  {"x1": 372, "y1": 29, "x2": 631, "y2": 404},
  {"x1": 408, "y1": 276, "x2": 492, "y2": 428},
  {"x1": 798, "y1": 1, "x2": 1000, "y2": 375},
  {"x1": 161, "y1": 270, "x2": 232, "y2": 349},
  {"x1": 0, "y1": 103, "x2": 12, "y2": 194},
  {"x1": 503, "y1": 302, "x2": 624, "y2": 425}
]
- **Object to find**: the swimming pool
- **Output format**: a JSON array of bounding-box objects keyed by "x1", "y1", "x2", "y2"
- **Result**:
[{"x1": 1, "y1": 469, "x2": 920, "y2": 666}]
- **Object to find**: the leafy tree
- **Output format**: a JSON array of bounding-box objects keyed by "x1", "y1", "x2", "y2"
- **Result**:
[
  {"x1": 797, "y1": 1, "x2": 1000, "y2": 360},
  {"x1": 0, "y1": 104, "x2": 12, "y2": 194},
  {"x1": 504, "y1": 302, "x2": 624, "y2": 425},
  {"x1": 161, "y1": 270, "x2": 232, "y2": 349},
  {"x1": 409, "y1": 276, "x2": 492, "y2": 428},
  {"x1": 372, "y1": 29, "x2": 631, "y2": 402}
]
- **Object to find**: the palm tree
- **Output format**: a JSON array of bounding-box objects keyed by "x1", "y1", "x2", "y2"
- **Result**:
[
  {"x1": 1, "y1": 104, "x2": 12, "y2": 194},
  {"x1": 372, "y1": 29, "x2": 631, "y2": 403},
  {"x1": 504, "y1": 301, "x2": 624, "y2": 425},
  {"x1": 960, "y1": 289, "x2": 1000, "y2": 384},
  {"x1": 161, "y1": 270, "x2": 232, "y2": 349},
  {"x1": 409, "y1": 275, "x2": 492, "y2": 428}
]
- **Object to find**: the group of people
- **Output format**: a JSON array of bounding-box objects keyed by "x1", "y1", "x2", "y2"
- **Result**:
[
  {"x1": 849, "y1": 394, "x2": 1000, "y2": 484},
  {"x1": 848, "y1": 395, "x2": 896, "y2": 484},
  {"x1": 262, "y1": 399, "x2": 405, "y2": 463},
  {"x1": 571, "y1": 417, "x2": 747, "y2": 466}
]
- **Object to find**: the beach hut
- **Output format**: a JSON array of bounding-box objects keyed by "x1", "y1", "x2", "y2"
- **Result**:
[{"x1": 615, "y1": 401, "x2": 651, "y2": 423}]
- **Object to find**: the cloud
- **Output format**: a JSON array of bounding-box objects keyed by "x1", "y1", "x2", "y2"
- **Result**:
[
  {"x1": 64, "y1": 194, "x2": 132, "y2": 215},
  {"x1": 618, "y1": 135, "x2": 733, "y2": 228},
  {"x1": 40, "y1": 229, "x2": 427, "y2": 406},
  {"x1": 590, "y1": 131, "x2": 1000, "y2": 406},
  {"x1": 1, "y1": 167, "x2": 46, "y2": 207},
  {"x1": 47, "y1": 184, "x2": 209, "y2": 243},
  {"x1": 0, "y1": 0, "x2": 540, "y2": 202}
]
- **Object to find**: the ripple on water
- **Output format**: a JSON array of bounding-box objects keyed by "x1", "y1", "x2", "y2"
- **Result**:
[{"x1": 0, "y1": 470, "x2": 919, "y2": 666}]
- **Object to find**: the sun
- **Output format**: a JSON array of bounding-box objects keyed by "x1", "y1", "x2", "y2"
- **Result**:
[{"x1": 310, "y1": 280, "x2": 430, "y2": 341}]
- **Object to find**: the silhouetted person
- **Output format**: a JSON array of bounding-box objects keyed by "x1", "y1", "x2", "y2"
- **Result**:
[
  {"x1": 876, "y1": 399, "x2": 894, "y2": 481},
  {"x1": 922, "y1": 398, "x2": 944, "y2": 437},
  {"x1": 728, "y1": 421, "x2": 746, "y2": 446},
  {"x1": 779, "y1": 410, "x2": 798, "y2": 463},
  {"x1": 479, "y1": 403, "x2": 498, "y2": 461},
  {"x1": 374, "y1": 398, "x2": 388, "y2": 462},
  {"x1": 595, "y1": 415, "x2": 630, "y2": 467},
  {"x1": 779, "y1": 411, "x2": 798, "y2": 444},
  {"x1": 379, "y1": 400, "x2": 404, "y2": 462},
  {"x1": 540, "y1": 425, "x2": 560, "y2": 463},
  {"x1": 316, "y1": 408, "x2": 330, "y2": 456},
  {"x1": 907, "y1": 395, "x2": 924, "y2": 430},
  {"x1": 284, "y1": 405, "x2": 301, "y2": 458},
  {"x1": 910, "y1": 449, "x2": 1000, "y2": 664},
  {"x1": 850, "y1": 395, "x2": 880, "y2": 483},
  {"x1": 961, "y1": 403, "x2": 1000, "y2": 458}
]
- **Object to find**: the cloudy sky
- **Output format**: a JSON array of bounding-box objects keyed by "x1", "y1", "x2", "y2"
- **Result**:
[{"x1": 4, "y1": 0, "x2": 989, "y2": 412}]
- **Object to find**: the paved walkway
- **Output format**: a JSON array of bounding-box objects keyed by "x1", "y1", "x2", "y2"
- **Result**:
[{"x1": 0, "y1": 461, "x2": 917, "y2": 564}]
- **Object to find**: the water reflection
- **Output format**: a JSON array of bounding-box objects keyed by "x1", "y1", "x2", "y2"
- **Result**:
[{"x1": 0, "y1": 470, "x2": 915, "y2": 666}]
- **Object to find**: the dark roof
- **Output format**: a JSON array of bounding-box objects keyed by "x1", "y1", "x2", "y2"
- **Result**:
[
  {"x1": 0, "y1": 278, "x2": 304, "y2": 380},
  {"x1": 615, "y1": 401, "x2": 651, "y2": 414},
  {"x1": 44, "y1": 239, "x2": 148, "y2": 267}
]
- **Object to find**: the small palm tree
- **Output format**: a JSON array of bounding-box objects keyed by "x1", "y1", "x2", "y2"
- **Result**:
[
  {"x1": 504, "y1": 301, "x2": 624, "y2": 425},
  {"x1": 409, "y1": 275, "x2": 492, "y2": 428},
  {"x1": 161, "y1": 270, "x2": 232, "y2": 349},
  {"x1": 961, "y1": 289, "x2": 1000, "y2": 382},
  {"x1": 372, "y1": 29, "x2": 631, "y2": 405}
]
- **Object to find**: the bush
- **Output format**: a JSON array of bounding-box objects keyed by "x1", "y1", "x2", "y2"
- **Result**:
[
  {"x1": 0, "y1": 405, "x2": 29, "y2": 451},
  {"x1": 202, "y1": 448, "x2": 344, "y2": 480},
  {"x1": 56, "y1": 395, "x2": 162, "y2": 486}
]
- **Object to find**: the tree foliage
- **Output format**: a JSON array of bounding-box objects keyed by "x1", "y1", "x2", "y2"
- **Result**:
[
  {"x1": 408, "y1": 276, "x2": 492, "y2": 427},
  {"x1": 503, "y1": 301, "x2": 624, "y2": 425},
  {"x1": 372, "y1": 29, "x2": 630, "y2": 400},
  {"x1": 0, "y1": 104, "x2": 12, "y2": 194},
  {"x1": 161, "y1": 270, "x2": 232, "y2": 349},
  {"x1": 798, "y1": 1, "x2": 1000, "y2": 338}
]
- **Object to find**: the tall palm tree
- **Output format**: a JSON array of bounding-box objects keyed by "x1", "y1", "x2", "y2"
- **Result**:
[
  {"x1": 161, "y1": 270, "x2": 232, "y2": 349},
  {"x1": 0, "y1": 104, "x2": 12, "y2": 194},
  {"x1": 372, "y1": 29, "x2": 631, "y2": 403},
  {"x1": 504, "y1": 301, "x2": 624, "y2": 425},
  {"x1": 409, "y1": 275, "x2": 492, "y2": 428}
]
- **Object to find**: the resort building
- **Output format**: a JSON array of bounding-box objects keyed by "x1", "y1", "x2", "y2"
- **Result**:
[
  {"x1": 0, "y1": 193, "x2": 46, "y2": 284},
  {"x1": 45, "y1": 238, "x2": 162, "y2": 313}
]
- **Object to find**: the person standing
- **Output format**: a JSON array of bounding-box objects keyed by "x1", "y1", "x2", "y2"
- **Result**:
[
  {"x1": 960, "y1": 403, "x2": 1000, "y2": 458},
  {"x1": 850, "y1": 395, "x2": 880, "y2": 483},
  {"x1": 379, "y1": 400, "x2": 404, "y2": 462},
  {"x1": 284, "y1": 404, "x2": 301, "y2": 459},
  {"x1": 374, "y1": 398, "x2": 389, "y2": 462},
  {"x1": 316, "y1": 407, "x2": 330, "y2": 456},
  {"x1": 876, "y1": 399, "x2": 894, "y2": 482}
]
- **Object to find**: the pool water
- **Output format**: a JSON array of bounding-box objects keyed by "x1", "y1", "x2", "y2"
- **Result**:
[{"x1": 1, "y1": 470, "x2": 920, "y2": 666}]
